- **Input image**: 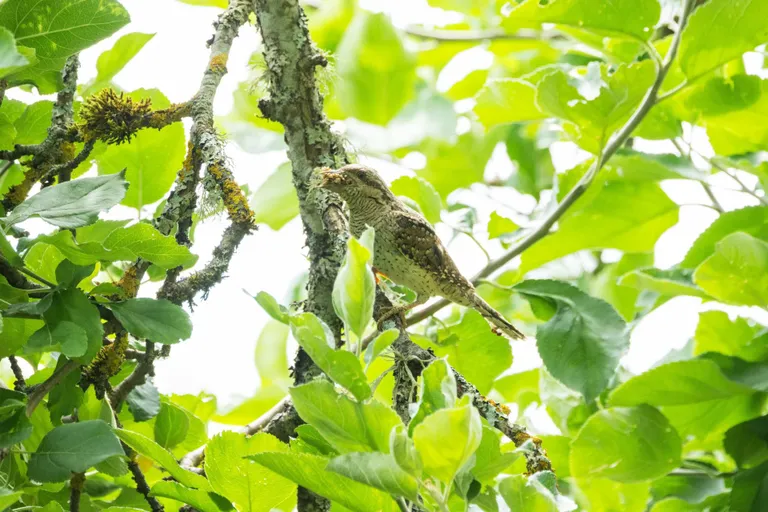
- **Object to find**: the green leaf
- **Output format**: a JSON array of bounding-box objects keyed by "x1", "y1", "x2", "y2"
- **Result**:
[
  {"x1": 177, "y1": 0, "x2": 228, "y2": 7},
  {"x1": 255, "y1": 320, "x2": 291, "y2": 387},
  {"x1": 472, "y1": 426, "x2": 520, "y2": 484},
  {"x1": 474, "y1": 78, "x2": 546, "y2": 129},
  {"x1": 126, "y1": 381, "x2": 161, "y2": 422},
  {"x1": 345, "y1": 87, "x2": 457, "y2": 154},
  {"x1": 430, "y1": 310, "x2": 513, "y2": 395},
  {"x1": 290, "y1": 313, "x2": 371, "y2": 401},
  {"x1": 520, "y1": 172, "x2": 678, "y2": 273},
  {"x1": 536, "y1": 61, "x2": 656, "y2": 153},
  {"x1": 149, "y1": 481, "x2": 233, "y2": 512},
  {"x1": 681, "y1": 206, "x2": 768, "y2": 269},
  {"x1": 363, "y1": 328, "x2": 399, "y2": 368},
  {"x1": 109, "y1": 298, "x2": 193, "y2": 344},
  {"x1": 97, "y1": 89, "x2": 185, "y2": 210},
  {"x1": 590, "y1": 253, "x2": 654, "y2": 321},
  {"x1": 289, "y1": 380, "x2": 398, "y2": 453},
  {"x1": 488, "y1": 211, "x2": 519, "y2": 240},
  {"x1": 335, "y1": 12, "x2": 416, "y2": 125},
  {"x1": 154, "y1": 402, "x2": 189, "y2": 449},
  {"x1": 618, "y1": 267, "x2": 711, "y2": 301},
  {"x1": 679, "y1": 0, "x2": 768, "y2": 81},
  {"x1": 502, "y1": 0, "x2": 660, "y2": 40},
  {"x1": 0, "y1": 27, "x2": 30, "y2": 77},
  {"x1": 205, "y1": 431, "x2": 295, "y2": 512},
  {"x1": 13, "y1": 101, "x2": 53, "y2": 145},
  {"x1": 94, "y1": 32, "x2": 155, "y2": 84},
  {"x1": 332, "y1": 226, "x2": 375, "y2": 341},
  {"x1": 34, "y1": 221, "x2": 195, "y2": 270},
  {"x1": 36, "y1": 288, "x2": 103, "y2": 361},
  {"x1": 327, "y1": 452, "x2": 419, "y2": 501},
  {"x1": 412, "y1": 402, "x2": 482, "y2": 484},
  {"x1": 0, "y1": 389, "x2": 32, "y2": 449},
  {"x1": 494, "y1": 368, "x2": 540, "y2": 412},
  {"x1": 251, "y1": 163, "x2": 299, "y2": 230},
  {"x1": 417, "y1": 128, "x2": 501, "y2": 198},
  {"x1": 0, "y1": 0, "x2": 130, "y2": 93},
  {"x1": 693, "y1": 232, "x2": 768, "y2": 307},
  {"x1": 571, "y1": 405, "x2": 682, "y2": 482},
  {"x1": 115, "y1": 428, "x2": 211, "y2": 490},
  {"x1": 610, "y1": 359, "x2": 757, "y2": 406},
  {"x1": 6, "y1": 172, "x2": 128, "y2": 228},
  {"x1": 700, "y1": 81, "x2": 768, "y2": 156},
  {"x1": 695, "y1": 311, "x2": 768, "y2": 361},
  {"x1": 55, "y1": 260, "x2": 95, "y2": 289},
  {"x1": 28, "y1": 420, "x2": 123, "y2": 482},
  {"x1": 730, "y1": 460, "x2": 768, "y2": 512},
  {"x1": 390, "y1": 176, "x2": 442, "y2": 225},
  {"x1": 498, "y1": 474, "x2": 558, "y2": 512},
  {"x1": 249, "y1": 452, "x2": 398, "y2": 512},
  {"x1": 515, "y1": 279, "x2": 628, "y2": 401},
  {"x1": 254, "y1": 291, "x2": 289, "y2": 324},
  {"x1": 504, "y1": 124, "x2": 555, "y2": 201},
  {"x1": 725, "y1": 415, "x2": 768, "y2": 469},
  {"x1": 27, "y1": 320, "x2": 87, "y2": 358},
  {"x1": 575, "y1": 478, "x2": 651, "y2": 512},
  {"x1": 409, "y1": 358, "x2": 457, "y2": 432}
]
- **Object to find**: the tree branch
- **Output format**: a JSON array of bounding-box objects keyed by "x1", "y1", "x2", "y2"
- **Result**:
[
  {"x1": 69, "y1": 472, "x2": 85, "y2": 512},
  {"x1": 407, "y1": 0, "x2": 697, "y2": 327},
  {"x1": 26, "y1": 359, "x2": 78, "y2": 416},
  {"x1": 8, "y1": 355, "x2": 26, "y2": 392}
]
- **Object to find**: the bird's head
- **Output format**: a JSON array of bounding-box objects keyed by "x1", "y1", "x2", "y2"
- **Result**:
[{"x1": 318, "y1": 164, "x2": 394, "y2": 203}]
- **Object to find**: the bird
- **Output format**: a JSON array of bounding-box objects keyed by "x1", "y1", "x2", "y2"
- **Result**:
[{"x1": 319, "y1": 164, "x2": 524, "y2": 340}]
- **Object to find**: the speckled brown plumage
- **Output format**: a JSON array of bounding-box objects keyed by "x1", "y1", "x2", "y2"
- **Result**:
[{"x1": 320, "y1": 164, "x2": 524, "y2": 339}]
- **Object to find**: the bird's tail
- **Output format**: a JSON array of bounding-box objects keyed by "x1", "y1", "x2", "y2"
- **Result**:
[{"x1": 471, "y1": 294, "x2": 526, "y2": 340}]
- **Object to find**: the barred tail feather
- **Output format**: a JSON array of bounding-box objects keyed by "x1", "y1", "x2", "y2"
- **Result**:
[{"x1": 471, "y1": 294, "x2": 526, "y2": 340}]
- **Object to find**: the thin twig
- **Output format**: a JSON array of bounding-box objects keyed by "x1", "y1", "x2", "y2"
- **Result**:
[
  {"x1": 69, "y1": 472, "x2": 85, "y2": 512},
  {"x1": 110, "y1": 342, "x2": 155, "y2": 410},
  {"x1": 8, "y1": 355, "x2": 26, "y2": 392},
  {"x1": 128, "y1": 458, "x2": 165, "y2": 512},
  {"x1": 26, "y1": 360, "x2": 78, "y2": 416},
  {"x1": 670, "y1": 138, "x2": 725, "y2": 212},
  {"x1": 407, "y1": 0, "x2": 697, "y2": 327},
  {"x1": 18, "y1": 267, "x2": 56, "y2": 288}
]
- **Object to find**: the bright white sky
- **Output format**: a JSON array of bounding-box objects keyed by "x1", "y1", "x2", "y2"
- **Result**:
[{"x1": 4, "y1": 0, "x2": 768, "y2": 430}]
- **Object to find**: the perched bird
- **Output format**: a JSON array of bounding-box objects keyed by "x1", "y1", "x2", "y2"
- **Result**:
[{"x1": 319, "y1": 164, "x2": 524, "y2": 340}]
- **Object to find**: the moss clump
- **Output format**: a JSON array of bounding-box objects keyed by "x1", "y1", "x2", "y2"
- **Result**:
[{"x1": 79, "y1": 89, "x2": 152, "y2": 145}]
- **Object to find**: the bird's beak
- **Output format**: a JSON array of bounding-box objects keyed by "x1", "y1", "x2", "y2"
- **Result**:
[{"x1": 319, "y1": 167, "x2": 343, "y2": 189}]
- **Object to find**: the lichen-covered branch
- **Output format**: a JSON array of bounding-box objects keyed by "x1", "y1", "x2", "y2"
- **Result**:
[
  {"x1": 254, "y1": 0, "x2": 349, "y2": 361},
  {"x1": 2, "y1": 55, "x2": 80, "y2": 210}
]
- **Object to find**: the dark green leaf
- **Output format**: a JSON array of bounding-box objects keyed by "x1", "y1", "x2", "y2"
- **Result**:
[
  {"x1": 725, "y1": 415, "x2": 768, "y2": 469},
  {"x1": 0, "y1": 0, "x2": 129, "y2": 93},
  {"x1": 13, "y1": 101, "x2": 53, "y2": 145},
  {"x1": 515, "y1": 279, "x2": 628, "y2": 401},
  {"x1": 27, "y1": 320, "x2": 87, "y2": 358},
  {"x1": 109, "y1": 298, "x2": 192, "y2": 344},
  {"x1": 126, "y1": 381, "x2": 161, "y2": 422},
  {"x1": 0, "y1": 27, "x2": 31, "y2": 77},
  {"x1": 28, "y1": 420, "x2": 123, "y2": 482},
  {"x1": 730, "y1": 460, "x2": 768, "y2": 512},
  {"x1": 6, "y1": 172, "x2": 128, "y2": 228}
]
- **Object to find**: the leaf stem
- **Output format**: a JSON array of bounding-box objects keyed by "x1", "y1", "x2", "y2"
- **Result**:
[
  {"x1": 406, "y1": 0, "x2": 697, "y2": 327},
  {"x1": 18, "y1": 267, "x2": 56, "y2": 288},
  {"x1": 26, "y1": 359, "x2": 78, "y2": 416}
]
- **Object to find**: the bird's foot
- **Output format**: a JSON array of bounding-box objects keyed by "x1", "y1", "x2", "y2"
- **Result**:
[{"x1": 377, "y1": 305, "x2": 407, "y2": 331}]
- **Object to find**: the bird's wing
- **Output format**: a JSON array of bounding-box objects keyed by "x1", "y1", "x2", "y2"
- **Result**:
[{"x1": 391, "y1": 210, "x2": 449, "y2": 275}]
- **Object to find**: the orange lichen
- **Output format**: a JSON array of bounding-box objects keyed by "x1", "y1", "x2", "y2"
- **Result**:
[
  {"x1": 208, "y1": 162, "x2": 255, "y2": 225},
  {"x1": 147, "y1": 102, "x2": 192, "y2": 130},
  {"x1": 81, "y1": 332, "x2": 129, "y2": 387},
  {"x1": 209, "y1": 53, "x2": 229, "y2": 74},
  {"x1": 116, "y1": 264, "x2": 141, "y2": 299},
  {"x1": 178, "y1": 141, "x2": 198, "y2": 182}
]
